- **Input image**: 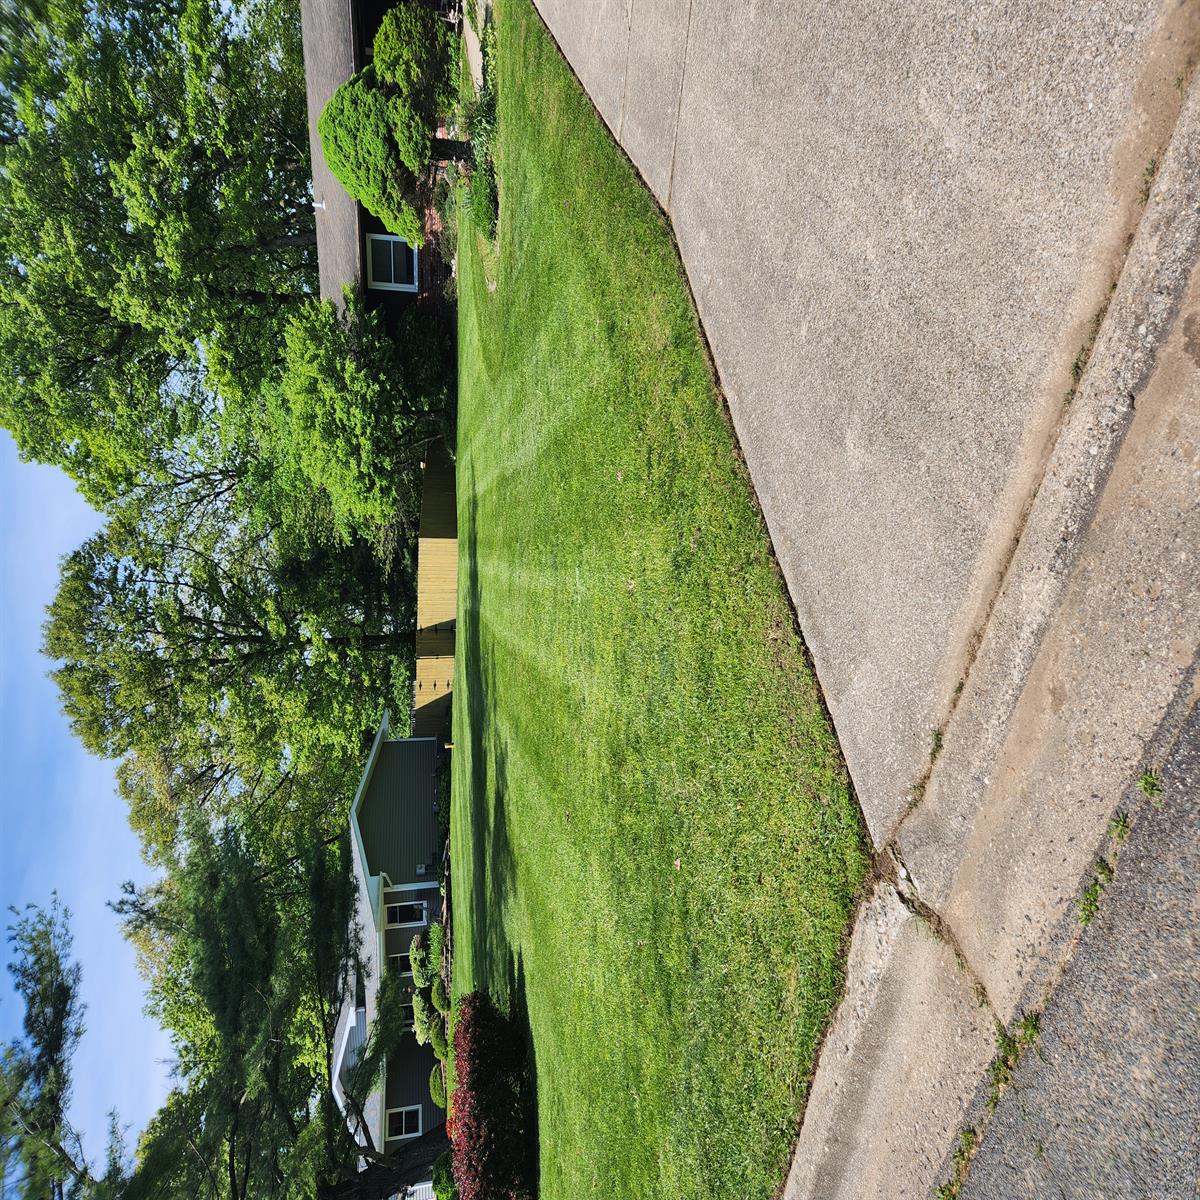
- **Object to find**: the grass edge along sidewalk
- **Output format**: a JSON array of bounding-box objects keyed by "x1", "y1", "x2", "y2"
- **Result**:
[{"x1": 449, "y1": 3, "x2": 870, "y2": 1197}]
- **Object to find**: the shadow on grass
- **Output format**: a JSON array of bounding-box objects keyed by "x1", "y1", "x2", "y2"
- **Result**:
[
  {"x1": 459, "y1": 465, "x2": 517, "y2": 977},
  {"x1": 457, "y1": 463, "x2": 540, "y2": 1182},
  {"x1": 506, "y1": 953, "x2": 540, "y2": 1190}
]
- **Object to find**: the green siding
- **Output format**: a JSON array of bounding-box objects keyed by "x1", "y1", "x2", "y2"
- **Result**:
[{"x1": 357, "y1": 738, "x2": 440, "y2": 884}]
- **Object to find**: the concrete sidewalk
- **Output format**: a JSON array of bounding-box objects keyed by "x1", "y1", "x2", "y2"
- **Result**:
[
  {"x1": 534, "y1": 0, "x2": 1197, "y2": 842},
  {"x1": 530, "y1": 0, "x2": 1200, "y2": 1195}
]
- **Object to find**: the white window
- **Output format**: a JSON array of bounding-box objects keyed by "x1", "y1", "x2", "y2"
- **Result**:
[
  {"x1": 386, "y1": 1105, "x2": 422, "y2": 1141},
  {"x1": 366, "y1": 233, "x2": 418, "y2": 292},
  {"x1": 388, "y1": 952, "x2": 413, "y2": 975},
  {"x1": 385, "y1": 900, "x2": 427, "y2": 928}
]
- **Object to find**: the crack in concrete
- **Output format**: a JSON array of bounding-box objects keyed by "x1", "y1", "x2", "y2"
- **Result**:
[
  {"x1": 876, "y1": 844, "x2": 998, "y2": 1021},
  {"x1": 615, "y1": 0, "x2": 634, "y2": 140},
  {"x1": 880, "y1": 1, "x2": 1200, "y2": 857},
  {"x1": 663, "y1": 0, "x2": 694, "y2": 212}
]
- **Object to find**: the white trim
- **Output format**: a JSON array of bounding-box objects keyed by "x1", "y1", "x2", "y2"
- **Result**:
[
  {"x1": 349, "y1": 712, "x2": 391, "y2": 925},
  {"x1": 330, "y1": 1012, "x2": 357, "y2": 1114},
  {"x1": 365, "y1": 233, "x2": 419, "y2": 293},
  {"x1": 385, "y1": 900, "x2": 428, "y2": 929},
  {"x1": 351, "y1": 711, "x2": 391, "y2": 822},
  {"x1": 385, "y1": 1104, "x2": 423, "y2": 1141},
  {"x1": 384, "y1": 880, "x2": 439, "y2": 893}
]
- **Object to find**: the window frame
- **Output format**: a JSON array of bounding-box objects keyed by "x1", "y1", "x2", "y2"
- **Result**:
[
  {"x1": 385, "y1": 900, "x2": 428, "y2": 929},
  {"x1": 384, "y1": 1104, "x2": 422, "y2": 1141},
  {"x1": 365, "y1": 233, "x2": 419, "y2": 293}
]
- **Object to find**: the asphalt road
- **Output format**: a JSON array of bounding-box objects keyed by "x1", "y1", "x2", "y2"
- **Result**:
[{"x1": 960, "y1": 693, "x2": 1200, "y2": 1199}]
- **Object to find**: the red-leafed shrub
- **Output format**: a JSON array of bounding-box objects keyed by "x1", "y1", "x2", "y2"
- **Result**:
[{"x1": 451, "y1": 992, "x2": 536, "y2": 1200}]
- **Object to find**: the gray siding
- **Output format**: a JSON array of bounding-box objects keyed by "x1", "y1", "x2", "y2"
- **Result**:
[
  {"x1": 357, "y1": 739, "x2": 441, "y2": 884},
  {"x1": 384, "y1": 1036, "x2": 440, "y2": 1152},
  {"x1": 382, "y1": 886, "x2": 441, "y2": 963}
]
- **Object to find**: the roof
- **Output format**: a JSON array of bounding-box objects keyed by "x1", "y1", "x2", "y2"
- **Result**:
[
  {"x1": 299, "y1": 0, "x2": 364, "y2": 301},
  {"x1": 332, "y1": 709, "x2": 390, "y2": 1150},
  {"x1": 349, "y1": 709, "x2": 391, "y2": 921}
]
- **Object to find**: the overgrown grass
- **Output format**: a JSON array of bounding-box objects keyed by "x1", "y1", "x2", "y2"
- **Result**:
[{"x1": 449, "y1": 3, "x2": 869, "y2": 1197}]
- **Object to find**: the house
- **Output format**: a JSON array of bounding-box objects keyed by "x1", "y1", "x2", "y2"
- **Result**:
[
  {"x1": 329, "y1": 454, "x2": 458, "y2": 1193},
  {"x1": 299, "y1": 0, "x2": 452, "y2": 325},
  {"x1": 331, "y1": 712, "x2": 445, "y2": 1186}
]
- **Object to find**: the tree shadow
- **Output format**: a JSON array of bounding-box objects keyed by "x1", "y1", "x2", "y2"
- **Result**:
[
  {"x1": 455, "y1": 462, "x2": 540, "y2": 1186},
  {"x1": 505, "y1": 951, "x2": 540, "y2": 1190},
  {"x1": 457, "y1": 464, "x2": 522, "y2": 990}
]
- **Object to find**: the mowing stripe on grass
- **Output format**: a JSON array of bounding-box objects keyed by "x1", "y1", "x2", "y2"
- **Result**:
[{"x1": 451, "y1": 3, "x2": 870, "y2": 1198}]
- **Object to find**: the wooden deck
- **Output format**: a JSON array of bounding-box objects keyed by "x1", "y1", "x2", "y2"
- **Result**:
[{"x1": 412, "y1": 441, "x2": 457, "y2": 738}]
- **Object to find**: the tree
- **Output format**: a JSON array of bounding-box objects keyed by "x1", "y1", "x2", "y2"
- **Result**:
[
  {"x1": 1, "y1": 899, "x2": 114, "y2": 1200},
  {"x1": 317, "y1": 66, "x2": 429, "y2": 246},
  {"x1": 271, "y1": 290, "x2": 453, "y2": 547},
  {"x1": 0, "y1": 0, "x2": 315, "y2": 502},
  {"x1": 316, "y1": 970, "x2": 450, "y2": 1200},
  {"x1": 2, "y1": 885, "x2": 443, "y2": 1200},
  {"x1": 318, "y1": 3, "x2": 468, "y2": 246},
  {"x1": 372, "y1": 2, "x2": 460, "y2": 175},
  {"x1": 43, "y1": 492, "x2": 413, "y2": 828},
  {"x1": 112, "y1": 819, "x2": 447, "y2": 1200}
]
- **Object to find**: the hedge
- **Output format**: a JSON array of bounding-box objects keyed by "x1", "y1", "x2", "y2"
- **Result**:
[{"x1": 450, "y1": 993, "x2": 535, "y2": 1200}]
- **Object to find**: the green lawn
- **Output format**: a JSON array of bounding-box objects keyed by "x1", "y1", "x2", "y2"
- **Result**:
[{"x1": 449, "y1": 3, "x2": 869, "y2": 1197}]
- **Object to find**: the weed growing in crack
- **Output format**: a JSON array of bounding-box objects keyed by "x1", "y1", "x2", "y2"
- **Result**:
[
  {"x1": 935, "y1": 1127, "x2": 980, "y2": 1200},
  {"x1": 1140, "y1": 155, "x2": 1159, "y2": 205},
  {"x1": 930, "y1": 728, "x2": 944, "y2": 763},
  {"x1": 1108, "y1": 811, "x2": 1131, "y2": 843},
  {"x1": 1064, "y1": 291, "x2": 1113, "y2": 404},
  {"x1": 907, "y1": 781, "x2": 926, "y2": 813},
  {"x1": 988, "y1": 1013, "x2": 1040, "y2": 1108},
  {"x1": 1138, "y1": 770, "x2": 1163, "y2": 802},
  {"x1": 1077, "y1": 859, "x2": 1115, "y2": 926},
  {"x1": 936, "y1": 1015, "x2": 1039, "y2": 1198}
]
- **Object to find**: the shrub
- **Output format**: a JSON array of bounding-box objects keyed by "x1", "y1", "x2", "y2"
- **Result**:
[
  {"x1": 408, "y1": 931, "x2": 432, "y2": 989},
  {"x1": 274, "y1": 291, "x2": 451, "y2": 545},
  {"x1": 318, "y1": 66, "x2": 425, "y2": 244},
  {"x1": 430, "y1": 1019, "x2": 448, "y2": 1060},
  {"x1": 410, "y1": 923, "x2": 445, "y2": 989},
  {"x1": 432, "y1": 166, "x2": 461, "y2": 273},
  {"x1": 432, "y1": 1150, "x2": 458, "y2": 1200},
  {"x1": 432, "y1": 976, "x2": 451, "y2": 1014},
  {"x1": 451, "y1": 992, "x2": 535, "y2": 1200},
  {"x1": 429, "y1": 1063, "x2": 448, "y2": 1111},
  {"x1": 426, "y1": 922, "x2": 446, "y2": 968},
  {"x1": 373, "y1": 2, "x2": 456, "y2": 177},
  {"x1": 412, "y1": 985, "x2": 438, "y2": 1046}
]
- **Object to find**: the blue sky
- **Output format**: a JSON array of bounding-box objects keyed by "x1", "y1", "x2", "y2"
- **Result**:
[{"x1": 0, "y1": 430, "x2": 173, "y2": 1160}]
